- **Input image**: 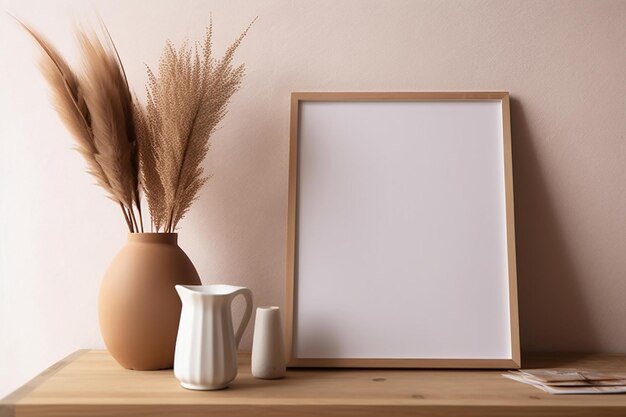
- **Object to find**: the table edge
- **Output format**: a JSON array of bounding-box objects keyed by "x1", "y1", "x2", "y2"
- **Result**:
[
  {"x1": 8, "y1": 404, "x2": 626, "y2": 417},
  {"x1": 0, "y1": 349, "x2": 90, "y2": 416}
]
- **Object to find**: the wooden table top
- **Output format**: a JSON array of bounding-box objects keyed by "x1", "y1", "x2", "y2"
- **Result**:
[{"x1": 2, "y1": 350, "x2": 626, "y2": 416}]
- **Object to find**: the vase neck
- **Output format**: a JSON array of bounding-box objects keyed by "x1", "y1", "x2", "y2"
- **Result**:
[{"x1": 127, "y1": 233, "x2": 178, "y2": 244}]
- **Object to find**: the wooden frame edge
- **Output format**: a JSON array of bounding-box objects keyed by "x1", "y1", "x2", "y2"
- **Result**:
[
  {"x1": 288, "y1": 357, "x2": 520, "y2": 369},
  {"x1": 285, "y1": 93, "x2": 300, "y2": 365},
  {"x1": 291, "y1": 91, "x2": 509, "y2": 101},
  {"x1": 501, "y1": 93, "x2": 521, "y2": 369},
  {"x1": 285, "y1": 92, "x2": 520, "y2": 369}
]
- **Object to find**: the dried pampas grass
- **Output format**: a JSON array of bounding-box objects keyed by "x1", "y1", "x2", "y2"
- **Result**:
[
  {"x1": 20, "y1": 17, "x2": 253, "y2": 233},
  {"x1": 136, "y1": 18, "x2": 255, "y2": 232},
  {"x1": 20, "y1": 20, "x2": 143, "y2": 232}
]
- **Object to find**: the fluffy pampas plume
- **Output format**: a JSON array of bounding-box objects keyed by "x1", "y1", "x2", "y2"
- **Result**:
[
  {"x1": 19, "y1": 16, "x2": 253, "y2": 233},
  {"x1": 135, "y1": 18, "x2": 255, "y2": 232},
  {"x1": 19, "y1": 19, "x2": 143, "y2": 232}
]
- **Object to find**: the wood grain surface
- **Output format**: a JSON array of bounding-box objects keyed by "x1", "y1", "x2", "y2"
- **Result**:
[{"x1": 3, "y1": 350, "x2": 626, "y2": 416}]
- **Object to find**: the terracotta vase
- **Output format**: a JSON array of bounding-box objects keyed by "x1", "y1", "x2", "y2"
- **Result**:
[{"x1": 99, "y1": 233, "x2": 201, "y2": 370}]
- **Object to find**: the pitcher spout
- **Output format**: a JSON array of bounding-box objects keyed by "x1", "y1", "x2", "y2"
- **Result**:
[
  {"x1": 176, "y1": 284, "x2": 248, "y2": 299},
  {"x1": 175, "y1": 284, "x2": 197, "y2": 303}
]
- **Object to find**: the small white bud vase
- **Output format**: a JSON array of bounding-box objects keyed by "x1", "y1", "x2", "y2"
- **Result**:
[{"x1": 251, "y1": 306, "x2": 286, "y2": 379}]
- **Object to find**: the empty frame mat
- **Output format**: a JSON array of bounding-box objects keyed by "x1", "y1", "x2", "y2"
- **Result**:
[{"x1": 286, "y1": 92, "x2": 520, "y2": 368}]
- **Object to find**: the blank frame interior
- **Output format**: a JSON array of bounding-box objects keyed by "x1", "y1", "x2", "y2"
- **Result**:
[{"x1": 286, "y1": 92, "x2": 520, "y2": 368}]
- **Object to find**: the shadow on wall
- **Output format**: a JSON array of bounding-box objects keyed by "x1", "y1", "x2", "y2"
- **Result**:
[{"x1": 510, "y1": 97, "x2": 598, "y2": 353}]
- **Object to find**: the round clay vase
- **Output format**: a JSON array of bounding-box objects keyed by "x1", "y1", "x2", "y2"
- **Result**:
[{"x1": 99, "y1": 233, "x2": 201, "y2": 370}]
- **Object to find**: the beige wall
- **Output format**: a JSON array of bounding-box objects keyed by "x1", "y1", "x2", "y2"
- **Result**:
[{"x1": 1, "y1": 0, "x2": 624, "y2": 396}]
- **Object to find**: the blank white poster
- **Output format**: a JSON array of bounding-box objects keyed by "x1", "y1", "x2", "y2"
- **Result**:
[{"x1": 295, "y1": 100, "x2": 512, "y2": 360}]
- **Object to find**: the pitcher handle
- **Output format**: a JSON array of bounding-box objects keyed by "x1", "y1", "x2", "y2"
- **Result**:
[{"x1": 232, "y1": 288, "x2": 253, "y2": 348}]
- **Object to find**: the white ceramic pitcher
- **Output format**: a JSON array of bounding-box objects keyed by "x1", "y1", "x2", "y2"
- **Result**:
[{"x1": 174, "y1": 285, "x2": 253, "y2": 390}]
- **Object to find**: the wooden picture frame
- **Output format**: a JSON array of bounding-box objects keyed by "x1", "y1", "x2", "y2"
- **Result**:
[{"x1": 286, "y1": 92, "x2": 520, "y2": 368}]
